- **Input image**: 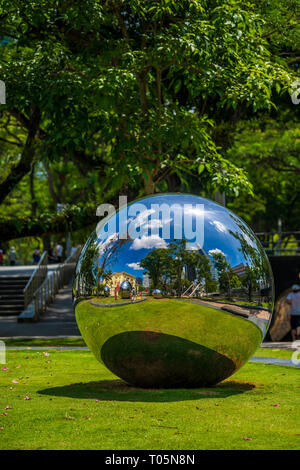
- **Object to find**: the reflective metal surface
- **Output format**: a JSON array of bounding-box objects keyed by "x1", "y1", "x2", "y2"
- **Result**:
[
  {"x1": 119, "y1": 280, "x2": 133, "y2": 299},
  {"x1": 152, "y1": 289, "x2": 163, "y2": 299},
  {"x1": 103, "y1": 285, "x2": 110, "y2": 297},
  {"x1": 74, "y1": 194, "x2": 274, "y2": 388}
]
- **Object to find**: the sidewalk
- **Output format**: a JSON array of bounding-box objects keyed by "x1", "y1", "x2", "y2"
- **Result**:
[{"x1": 0, "y1": 264, "x2": 60, "y2": 276}]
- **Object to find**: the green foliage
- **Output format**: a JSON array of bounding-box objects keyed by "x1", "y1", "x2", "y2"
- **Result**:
[
  {"x1": 227, "y1": 119, "x2": 300, "y2": 231},
  {"x1": 210, "y1": 250, "x2": 241, "y2": 298},
  {"x1": 0, "y1": 0, "x2": 297, "y2": 241}
]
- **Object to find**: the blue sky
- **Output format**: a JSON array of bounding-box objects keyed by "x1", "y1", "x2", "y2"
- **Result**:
[{"x1": 94, "y1": 194, "x2": 260, "y2": 279}]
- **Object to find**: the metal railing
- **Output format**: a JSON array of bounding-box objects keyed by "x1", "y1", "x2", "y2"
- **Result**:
[
  {"x1": 255, "y1": 231, "x2": 300, "y2": 256},
  {"x1": 23, "y1": 251, "x2": 48, "y2": 308},
  {"x1": 33, "y1": 247, "x2": 81, "y2": 319}
]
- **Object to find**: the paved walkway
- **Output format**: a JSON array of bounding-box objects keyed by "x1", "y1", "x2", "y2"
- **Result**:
[
  {"x1": 0, "y1": 283, "x2": 80, "y2": 337},
  {"x1": 250, "y1": 356, "x2": 300, "y2": 367},
  {"x1": 260, "y1": 342, "x2": 300, "y2": 351},
  {"x1": 0, "y1": 264, "x2": 60, "y2": 277}
]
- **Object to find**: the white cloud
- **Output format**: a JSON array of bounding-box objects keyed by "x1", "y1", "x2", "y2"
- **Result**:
[
  {"x1": 129, "y1": 208, "x2": 156, "y2": 229},
  {"x1": 127, "y1": 262, "x2": 143, "y2": 270},
  {"x1": 130, "y1": 234, "x2": 168, "y2": 250},
  {"x1": 210, "y1": 220, "x2": 227, "y2": 233},
  {"x1": 143, "y1": 219, "x2": 163, "y2": 229},
  {"x1": 186, "y1": 242, "x2": 202, "y2": 251},
  {"x1": 97, "y1": 232, "x2": 119, "y2": 254}
]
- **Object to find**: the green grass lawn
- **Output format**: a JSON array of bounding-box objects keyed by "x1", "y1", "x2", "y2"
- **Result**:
[
  {"x1": 0, "y1": 349, "x2": 299, "y2": 450},
  {"x1": 90, "y1": 296, "x2": 139, "y2": 304}
]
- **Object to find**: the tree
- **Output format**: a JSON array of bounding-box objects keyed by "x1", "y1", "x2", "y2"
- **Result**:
[
  {"x1": 241, "y1": 266, "x2": 260, "y2": 302},
  {"x1": 195, "y1": 255, "x2": 218, "y2": 294},
  {"x1": 224, "y1": 0, "x2": 300, "y2": 232},
  {"x1": 210, "y1": 249, "x2": 241, "y2": 299},
  {"x1": 226, "y1": 119, "x2": 300, "y2": 232},
  {"x1": 139, "y1": 248, "x2": 170, "y2": 289}
]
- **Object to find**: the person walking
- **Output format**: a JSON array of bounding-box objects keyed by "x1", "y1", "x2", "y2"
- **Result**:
[
  {"x1": 47, "y1": 246, "x2": 55, "y2": 264},
  {"x1": 71, "y1": 246, "x2": 77, "y2": 256},
  {"x1": 55, "y1": 242, "x2": 63, "y2": 263},
  {"x1": 33, "y1": 247, "x2": 41, "y2": 265},
  {"x1": 286, "y1": 284, "x2": 300, "y2": 341},
  {"x1": 0, "y1": 248, "x2": 4, "y2": 266},
  {"x1": 9, "y1": 246, "x2": 17, "y2": 266}
]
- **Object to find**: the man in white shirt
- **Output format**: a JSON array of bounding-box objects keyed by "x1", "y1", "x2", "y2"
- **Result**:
[{"x1": 286, "y1": 284, "x2": 300, "y2": 341}]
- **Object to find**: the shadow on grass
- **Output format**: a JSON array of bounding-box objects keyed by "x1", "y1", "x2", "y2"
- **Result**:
[{"x1": 38, "y1": 379, "x2": 256, "y2": 402}]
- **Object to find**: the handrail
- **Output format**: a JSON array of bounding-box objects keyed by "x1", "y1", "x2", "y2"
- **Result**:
[
  {"x1": 32, "y1": 246, "x2": 81, "y2": 320},
  {"x1": 23, "y1": 251, "x2": 48, "y2": 308},
  {"x1": 255, "y1": 231, "x2": 300, "y2": 256}
]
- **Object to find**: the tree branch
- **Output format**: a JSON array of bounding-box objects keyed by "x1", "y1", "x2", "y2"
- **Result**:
[
  {"x1": 0, "y1": 204, "x2": 97, "y2": 242},
  {"x1": 0, "y1": 106, "x2": 41, "y2": 204}
]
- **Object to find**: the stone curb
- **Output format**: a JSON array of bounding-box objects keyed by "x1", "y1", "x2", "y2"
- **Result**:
[{"x1": 89, "y1": 298, "x2": 146, "y2": 308}]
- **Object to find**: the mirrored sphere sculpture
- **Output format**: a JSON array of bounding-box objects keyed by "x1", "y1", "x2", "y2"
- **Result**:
[
  {"x1": 119, "y1": 280, "x2": 133, "y2": 299},
  {"x1": 74, "y1": 194, "x2": 274, "y2": 388},
  {"x1": 103, "y1": 285, "x2": 110, "y2": 297},
  {"x1": 152, "y1": 289, "x2": 163, "y2": 299}
]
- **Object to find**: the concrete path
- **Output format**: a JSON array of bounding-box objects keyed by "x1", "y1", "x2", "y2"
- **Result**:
[
  {"x1": 250, "y1": 356, "x2": 300, "y2": 367},
  {"x1": 260, "y1": 341, "x2": 300, "y2": 351},
  {"x1": 0, "y1": 283, "x2": 80, "y2": 337},
  {"x1": 0, "y1": 264, "x2": 60, "y2": 277},
  {"x1": 40, "y1": 283, "x2": 75, "y2": 323}
]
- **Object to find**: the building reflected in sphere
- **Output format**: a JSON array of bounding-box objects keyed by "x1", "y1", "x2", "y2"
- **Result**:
[{"x1": 74, "y1": 194, "x2": 274, "y2": 388}]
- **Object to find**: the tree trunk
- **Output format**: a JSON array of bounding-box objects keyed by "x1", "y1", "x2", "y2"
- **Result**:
[
  {"x1": 0, "y1": 106, "x2": 41, "y2": 204},
  {"x1": 29, "y1": 164, "x2": 37, "y2": 216}
]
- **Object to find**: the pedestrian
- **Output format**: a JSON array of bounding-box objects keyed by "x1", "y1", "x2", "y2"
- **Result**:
[
  {"x1": 286, "y1": 284, "x2": 300, "y2": 341},
  {"x1": 47, "y1": 246, "x2": 55, "y2": 264},
  {"x1": 0, "y1": 248, "x2": 3, "y2": 266},
  {"x1": 55, "y1": 242, "x2": 63, "y2": 263},
  {"x1": 132, "y1": 286, "x2": 136, "y2": 302},
  {"x1": 33, "y1": 247, "x2": 41, "y2": 265},
  {"x1": 9, "y1": 246, "x2": 17, "y2": 266}
]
